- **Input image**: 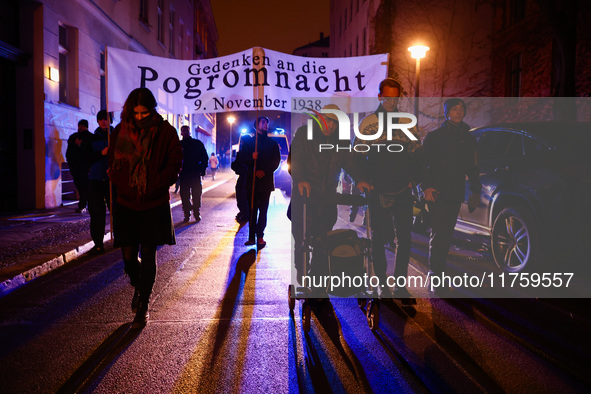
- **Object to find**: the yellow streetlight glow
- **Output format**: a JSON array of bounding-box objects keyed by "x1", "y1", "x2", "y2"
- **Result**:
[
  {"x1": 408, "y1": 45, "x2": 430, "y2": 59},
  {"x1": 228, "y1": 116, "x2": 236, "y2": 157},
  {"x1": 49, "y1": 67, "x2": 59, "y2": 82}
]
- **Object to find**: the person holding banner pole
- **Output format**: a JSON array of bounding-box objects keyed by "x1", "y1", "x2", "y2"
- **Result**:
[
  {"x1": 108, "y1": 87, "x2": 182, "y2": 328},
  {"x1": 236, "y1": 116, "x2": 280, "y2": 247}
]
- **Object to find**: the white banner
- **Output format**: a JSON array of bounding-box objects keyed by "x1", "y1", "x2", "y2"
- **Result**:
[{"x1": 106, "y1": 46, "x2": 388, "y2": 115}]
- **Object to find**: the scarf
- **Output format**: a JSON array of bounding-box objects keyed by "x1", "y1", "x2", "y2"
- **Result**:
[{"x1": 114, "y1": 112, "x2": 162, "y2": 195}]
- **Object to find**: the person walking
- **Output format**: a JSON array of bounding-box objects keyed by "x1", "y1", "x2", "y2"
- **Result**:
[
  {"x1": 235, "y1": 116, "x2": 281, "y2": 247},
  {"x1": 290, "y1": 104, "x2": 368, "y2": 288},
  {"x1": 108, "y1": 87, "x2": 182, "y2": 328},
  {"x1": 209, "y1": 152, "x2": 219, "y2": 180},
  {"x1": 179, "y1": 125, "x2": 209, "y2": 222},
  {"x1": 356, "y1": 78, "x2": 422, "y2": 299},
  {"x1": 422, "y1": 98, "x2": 481, "y2": 294},
  {"x1": 231, "y1": 134, "x2": 252, "y2": 224},
  {"x1": 87, "y1": 110, "x2": 111, "y2": 253},
  {"x1": 66, "y1": 119, "x2": 92, "y2": 213}
]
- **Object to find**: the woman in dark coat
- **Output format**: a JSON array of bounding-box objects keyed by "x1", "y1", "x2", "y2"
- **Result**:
[{"x1": 108, "y1": 88, "x2": 182, "y2": 327}]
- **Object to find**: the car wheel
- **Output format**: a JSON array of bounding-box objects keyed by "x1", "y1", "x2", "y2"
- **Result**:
[{"x1": 491, "y1": 207, "x2": 538, "y2": 273}]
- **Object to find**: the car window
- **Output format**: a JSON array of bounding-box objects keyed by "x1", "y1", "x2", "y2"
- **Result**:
[
  {"x1": 478, "y1": 131, "x2": 523, "y2": 160},
  {"x1": 523, "y1": 136, "x2": 551, "y2": 156}
]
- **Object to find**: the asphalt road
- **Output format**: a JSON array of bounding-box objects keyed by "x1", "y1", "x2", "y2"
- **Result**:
[{"x1": 0, "y1": 179, "x2": 589, "y2": 393}]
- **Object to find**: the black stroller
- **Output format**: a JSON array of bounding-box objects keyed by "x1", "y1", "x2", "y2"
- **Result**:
[{"x1": 288, "y1": 193, "x2": 381, "y2": 332}]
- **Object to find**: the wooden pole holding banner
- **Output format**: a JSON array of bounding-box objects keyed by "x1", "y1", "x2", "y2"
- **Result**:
[
  {"x1": 105, "y1": 47, "x2": 113, "y2": 242},
  {"x1": 250, "y1": 47, "x2": 266, "y2": 224}
]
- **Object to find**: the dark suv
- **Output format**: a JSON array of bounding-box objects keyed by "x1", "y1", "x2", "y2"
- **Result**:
[{"x1": 454, "y1": 122, "x2": 591, "y2": 272}]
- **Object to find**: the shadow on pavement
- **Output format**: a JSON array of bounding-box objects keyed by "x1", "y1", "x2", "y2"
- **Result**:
[{"x1": 57, "y1": 322, "x2": 141, "y2": 393}]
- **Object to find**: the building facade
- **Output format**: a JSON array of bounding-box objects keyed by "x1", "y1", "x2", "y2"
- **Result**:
[
  {"x1": 292, "y1": 32, "x2": 330, "y2": 57},
  {"x1": 0, "y1": 0, "x2": 218, "y2": 211},
  {"x1": 330, "y1": 0, "x2": 590, "y2": 136}
]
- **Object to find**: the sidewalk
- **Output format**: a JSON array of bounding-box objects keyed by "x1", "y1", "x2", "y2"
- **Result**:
[{"x1": 0, "y1": 170, "x2": 235, "y2": 297}]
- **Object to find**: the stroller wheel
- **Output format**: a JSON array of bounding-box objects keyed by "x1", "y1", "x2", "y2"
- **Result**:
[
  {"x1": 302, "y1": 301, "x2": 312, "y2": 333},
  {"x1": 288, "y1": 284, "x2": 295, "y2": 311},
  {"x1": 367, "y1": 299, "x2": 380, "y2": 331}
]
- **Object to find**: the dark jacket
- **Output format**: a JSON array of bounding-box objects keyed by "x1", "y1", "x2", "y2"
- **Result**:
[
  {"x1": 108, "y1": 117, "x2": 182, "y2": 210},
  {"x1": 66, "y1": 129, "x2": 93, "y2": 176},
  {"x1": 236, "y1": 132, "x2": 280, "y2": 193},
  {"x1": 356, "y1": 104, "x2": 422, "y2": 193},
  {"x1": 180, "y1": 136, "x2": 209, "y2": 179},
  {"x1": 89, "y1": 127, "x2": 110, "y2": 181},
  {"x1": 290, "y1": 122, "x2": 361, "y2": 199},
  {"x1": 422, "y1": 120, "x2": 481, "y2": 202},
  {"x1": 231, "y1": 134, "x2": 252, "y2": 176}
]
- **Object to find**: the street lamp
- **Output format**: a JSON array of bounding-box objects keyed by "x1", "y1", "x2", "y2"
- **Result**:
[
  {"x1": 227, "y1": 115, "x2": 236, "y2": 158},
  {"x1": 408, "y1": 45, "x2": 430, "y2": 126}
]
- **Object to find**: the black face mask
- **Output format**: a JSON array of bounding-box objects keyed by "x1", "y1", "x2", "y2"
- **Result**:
[{"x1": 134, "y1": 111, "x2": 157, "y2": 129}]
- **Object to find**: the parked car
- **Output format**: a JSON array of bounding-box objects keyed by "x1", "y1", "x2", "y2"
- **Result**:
[{"x1": 453, "y1": 121, "x2": 591, "y2": 273}]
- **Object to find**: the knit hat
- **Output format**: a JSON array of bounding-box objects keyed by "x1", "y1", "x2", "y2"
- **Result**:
[
  {"x1": 78, "y1": 119, "x2": 89, "y2": 128},
  {"x1": 321, "y1": 104, "x2": 340, "y2": 123},
  {"x1": 443, "y1": 98, "x2": 466, "y2": 118}
]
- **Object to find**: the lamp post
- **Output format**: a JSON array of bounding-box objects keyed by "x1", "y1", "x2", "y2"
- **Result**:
[
  {"x1": 227, "y1": 115, "x2": 236, "y2": 158},
  {"x1": 408, "y1": 45, "x2": 430, "y2": 127}
]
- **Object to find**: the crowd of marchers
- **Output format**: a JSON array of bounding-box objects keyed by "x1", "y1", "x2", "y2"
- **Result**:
[{"x1": 66, "y1": 79, "x2": 480, "y2": 327}]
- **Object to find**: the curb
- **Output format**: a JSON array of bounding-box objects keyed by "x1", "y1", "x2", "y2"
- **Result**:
[
  {"x1": 0, "y1": 233, "x2": 112, "y2": 298},
  {"x1": 0, "y1": 177, "x2": 231, "y2": 298}
]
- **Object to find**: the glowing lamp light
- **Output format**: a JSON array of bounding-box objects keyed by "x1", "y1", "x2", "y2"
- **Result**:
[
  {"x1": 408, "y1": 45, "x2": 430, "y2": 59},
  {"x1": 49, "y1": 67, "x2": 60, "y2": 82},
  {"x1": 227, "y1": 116, "x2": 236, "y2": 124},
  {"x1": 241, "y1": 128, "x2": 248, "y2": 134}
]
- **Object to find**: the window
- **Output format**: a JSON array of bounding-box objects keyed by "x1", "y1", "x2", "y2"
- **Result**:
[
  {"x1": 478, "y1": 131, "x2": 523, "y2": 160},
  {"x1": 507, "y1": 53, "x2": 522, "y2": 102},
  {"x1": 169, "y1": 9, "x2": 175, "y2": 56},
  {"x1": 524, "y1": 136, "x2": 550, "y2": 157},
  {"x1": 157, "y1": 0, "x2": 164, "y2": 43},
  {"x1": 139, "y1": 0, "x2": 149, "y2": 24},
  {"x1": 58, "y1": 24, "x2": 78, "y2": 106}
]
